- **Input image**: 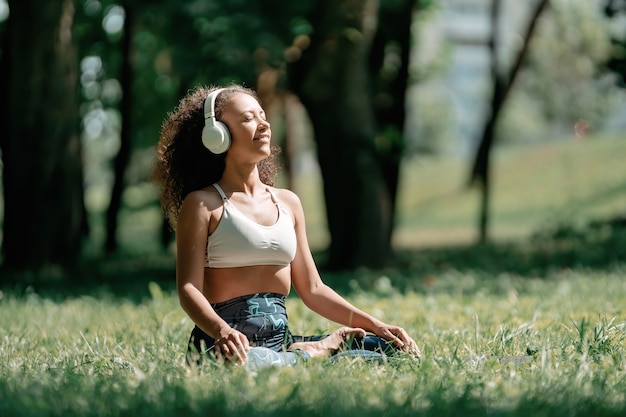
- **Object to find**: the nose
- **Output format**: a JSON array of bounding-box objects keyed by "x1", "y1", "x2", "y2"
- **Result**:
[{"x1": 258, "y1": 118, "x2": 270, "y2": 130}]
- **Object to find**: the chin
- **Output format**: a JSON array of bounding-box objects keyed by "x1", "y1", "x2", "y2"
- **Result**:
[
  {"x1": 258, "y1": 143, "x2": 272, "y2": 154},
  {"x1": 254, "y1": 148, "x2": 271, "y2": 161}
]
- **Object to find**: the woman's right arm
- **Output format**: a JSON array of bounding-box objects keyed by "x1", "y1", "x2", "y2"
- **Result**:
[{"x1": 176, "y1": 192, "x2": 250, "y2": 363}]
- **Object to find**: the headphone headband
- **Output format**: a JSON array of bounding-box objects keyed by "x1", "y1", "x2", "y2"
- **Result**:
[{"x1": 204, "y1": 88, "x2": 225, "y2": 123}]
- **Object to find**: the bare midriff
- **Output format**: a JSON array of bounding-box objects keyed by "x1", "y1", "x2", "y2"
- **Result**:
[{"x1": 202, "y1": 264, "x2": 292, "y2": 304}]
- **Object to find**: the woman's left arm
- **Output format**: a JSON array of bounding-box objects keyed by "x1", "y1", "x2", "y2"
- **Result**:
[{"x1": 280, "y1": 189, "x2": 420, "y2": 355}]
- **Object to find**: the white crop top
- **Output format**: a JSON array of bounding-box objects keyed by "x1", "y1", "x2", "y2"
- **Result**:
[{"x1": 205, "y1": 183, "x2": 297, "y2": 268}]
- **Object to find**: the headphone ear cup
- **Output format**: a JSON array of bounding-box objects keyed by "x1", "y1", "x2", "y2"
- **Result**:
[{"x1": 201, "y1": 120, "x2": 231, "y2": 154}]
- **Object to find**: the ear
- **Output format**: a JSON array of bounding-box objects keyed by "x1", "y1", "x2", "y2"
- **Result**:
[{"x1": 201, "y1": 89, "x2": 231, "y2": 154}]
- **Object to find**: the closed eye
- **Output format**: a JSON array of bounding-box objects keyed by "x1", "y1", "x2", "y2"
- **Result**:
[{"x1": 242, "y1": 112, "x2": 266, "y2": 123}]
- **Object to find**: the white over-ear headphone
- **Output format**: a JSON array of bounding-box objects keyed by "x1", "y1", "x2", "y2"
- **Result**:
[{"x1": 201, "y1": 88, "x2": 231, "y2": 154}]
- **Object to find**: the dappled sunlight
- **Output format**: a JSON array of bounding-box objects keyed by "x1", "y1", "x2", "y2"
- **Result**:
[{"x1": 394, "y1": 135, "x2": 626, "y2": 250}]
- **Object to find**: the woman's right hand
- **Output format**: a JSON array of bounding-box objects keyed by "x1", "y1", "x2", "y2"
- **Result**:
[{"x1": 214, "y1": 329, "x2": 250, "y2": 365}]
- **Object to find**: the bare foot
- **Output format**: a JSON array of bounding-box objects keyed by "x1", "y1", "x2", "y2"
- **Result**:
[{"x1": 289, "y1": 327, "x2": 366, "y2": 358}]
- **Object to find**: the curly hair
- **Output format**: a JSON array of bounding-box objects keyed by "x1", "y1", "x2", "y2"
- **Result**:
[{"x1": 151, "y1": 83, "x2": 281, "y2": 230}]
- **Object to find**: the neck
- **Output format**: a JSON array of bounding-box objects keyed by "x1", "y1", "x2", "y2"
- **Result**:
[{"x1": 218, "y1": 165, "x2": 264, "y2": 195}]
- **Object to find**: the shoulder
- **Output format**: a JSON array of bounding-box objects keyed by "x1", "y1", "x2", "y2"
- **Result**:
[
  {"x1": 270, "y1": 187, "x2": 305, "y2": 217},
  {"x1": 270, "y1": 187, "x2": 302, "y2": 207},
  {"x1": 179, "y1": 187, "x2": 224, "y2": 222},
  {"x1": 183, "y1": 187, "x2": 224, "y2": 208}
]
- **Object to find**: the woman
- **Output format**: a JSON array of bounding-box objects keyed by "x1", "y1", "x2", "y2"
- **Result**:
[{"x1": 152, "y1": 83, "x2": 420, "y2": 369}]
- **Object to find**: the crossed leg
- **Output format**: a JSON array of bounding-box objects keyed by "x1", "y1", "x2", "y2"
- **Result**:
[{"x1": 288, "y1": 327, "x2": 367, "y2": 358}]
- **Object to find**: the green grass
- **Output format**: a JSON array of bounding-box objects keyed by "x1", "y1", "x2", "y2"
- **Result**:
[
  {"x1": 1, "y1": 270, "x2": 626, "y2": 416},
  {"x1": 2, "y1": 134, "x2": 626, "y2": 416},
  {"x1": 393, "y1": 134, "x2": 626, "y2": 248}
]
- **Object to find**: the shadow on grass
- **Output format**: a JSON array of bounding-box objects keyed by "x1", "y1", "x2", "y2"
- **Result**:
[
  {"x1": 399, "y1": 216, "x2": 625, "y2": 275},
  {"x1": 1, "y1": 216, "x2": 624, "y2": 302},
  {"x1": 0, "y1": 255, "x2": 178, "y2": 303},
  {"x1": 320, "y1": 215, "x2": 626, "y2": 295}
]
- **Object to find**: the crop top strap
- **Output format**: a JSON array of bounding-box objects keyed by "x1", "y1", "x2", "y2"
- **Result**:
[
  {"x1": 212, "y1": 183, "x2": 278, "y2": 207},
  {"x1": 212, "y1": 183, "x2": 228, "y2": 202},
  {"x1": 266, "y1": 187, "x2": 279, "y2": 207}
]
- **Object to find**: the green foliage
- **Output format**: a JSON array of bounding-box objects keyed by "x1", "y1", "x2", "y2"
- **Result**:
[
  {"x1": 602, "y1": 0, "x2": 626, "y2": 87},
  {"x1": 514, "y1": 0, "x2": 621, "y2": 134}
]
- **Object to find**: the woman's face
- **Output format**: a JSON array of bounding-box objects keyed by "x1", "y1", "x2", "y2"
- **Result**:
[{"x1": 219, "y1": 92, "x2": 271, "y2": 162}]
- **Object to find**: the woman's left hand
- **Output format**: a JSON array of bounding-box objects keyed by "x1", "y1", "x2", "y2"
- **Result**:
[{"x1": 376, "y1": 325, "x2": 421, "y2": 357}]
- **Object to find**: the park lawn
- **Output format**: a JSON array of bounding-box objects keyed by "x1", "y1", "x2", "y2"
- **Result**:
[{"x1": 1, "y1": 266, "x2": 625, "y2": 417}]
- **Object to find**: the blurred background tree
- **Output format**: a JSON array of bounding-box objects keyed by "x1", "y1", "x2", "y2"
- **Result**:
[
  {"x1": 468, "y1": 0, "x2": 549, "y2": 243},
  {"x1": 286, "y1": 0, "x2": 422, "y2": 269},
  {"x1": 0, "y1": 0, "x2": 624, "y2": 283},
  {"x1": 603, "y1": 0, "x2": 626, "y2": 88},
  {"x1": 1, "y1": 0, "x2": 85, "y2": 275}
]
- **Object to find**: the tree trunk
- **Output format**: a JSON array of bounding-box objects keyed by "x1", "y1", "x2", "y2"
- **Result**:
[
  {"x1": 105, "y1": 3, "x2": 134, "y2": 255},
  {"x1": 603, "y1": 0, "x2": 626, "y2": 88},
  {"x1": 369, "y1": 0, "x2": 416, "y2": 246},
  {"x1": 2, "y1": 0, "x2": 84, "y2": 279},
  {"x1": 289, "y1": 0, "x2": 392, "y2": 270},
  {"x1": 469, "y1": 0, "x2": 549, "y2": 243}
]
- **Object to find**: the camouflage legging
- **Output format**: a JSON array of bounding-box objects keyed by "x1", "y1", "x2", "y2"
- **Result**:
[{"x1": 186, "y1": 292, "x2": 398, "y2": 367}]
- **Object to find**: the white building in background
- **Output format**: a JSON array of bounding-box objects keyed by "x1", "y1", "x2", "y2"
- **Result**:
[
  {"x1": 407, "y1": 0, "x2": 535, "y2": 155},
  {"x1": 440, "y1": 0, "x2": 491, "y2": 155}
]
